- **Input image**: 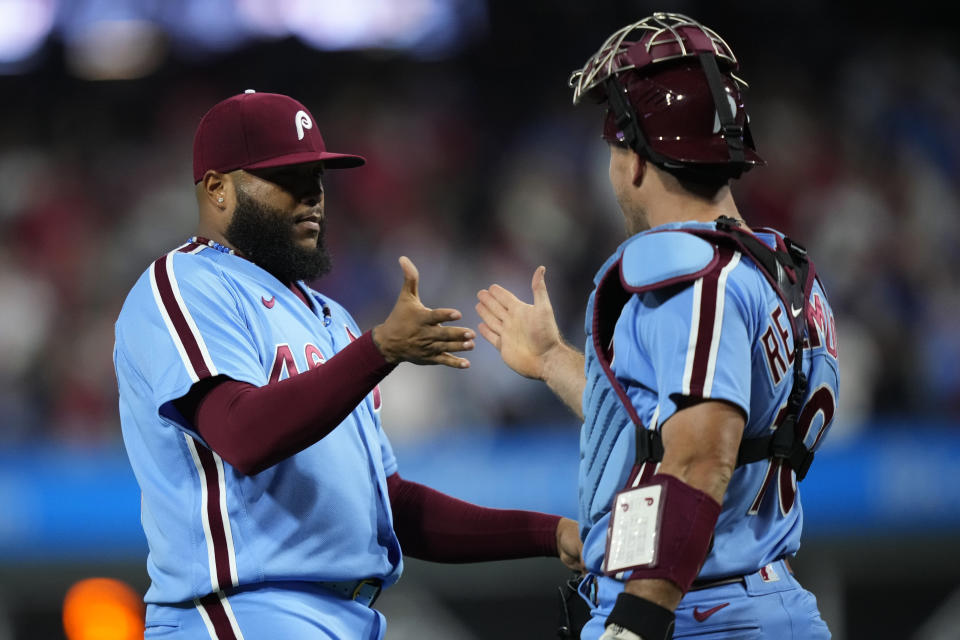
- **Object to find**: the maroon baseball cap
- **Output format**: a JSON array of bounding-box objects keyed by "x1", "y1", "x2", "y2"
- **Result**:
[{"x1": 192, "y1": 90, "x2": 365, "y2": 183}]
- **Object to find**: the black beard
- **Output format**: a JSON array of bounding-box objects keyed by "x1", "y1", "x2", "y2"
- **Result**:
[{"x1": 225, "y1": 189, "x2": 332, "y2": 284}]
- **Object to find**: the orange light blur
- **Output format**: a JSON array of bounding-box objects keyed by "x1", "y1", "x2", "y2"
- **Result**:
[{"x1": 62, "y1": 577, "x2": 145, "y2": 640}]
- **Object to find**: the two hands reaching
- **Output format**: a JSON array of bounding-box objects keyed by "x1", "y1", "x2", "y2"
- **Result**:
[
  {"x1": 372, "y1": 258, "x2": 566, "y2": 378},
  {"x1": 374, "y1": 256, "x2": 585, "y2": 570}
]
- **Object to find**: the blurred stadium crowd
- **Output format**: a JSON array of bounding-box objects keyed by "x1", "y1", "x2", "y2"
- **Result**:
[{"x1": 0, "y1": 10, "x2": 958, "y2": 449}]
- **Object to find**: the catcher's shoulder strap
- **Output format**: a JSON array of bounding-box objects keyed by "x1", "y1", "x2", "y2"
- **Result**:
[
  {"x1": 681, "y1": 217, "x2": 818, "y2": 481},
  {"x1": 619, "y1": 218, "x2": 818, "y2": 481}
]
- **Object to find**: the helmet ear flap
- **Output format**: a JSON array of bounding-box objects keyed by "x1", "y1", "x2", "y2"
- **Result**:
[{"x1": 602, "y1": 76, "x2": 676, "y2": 170}]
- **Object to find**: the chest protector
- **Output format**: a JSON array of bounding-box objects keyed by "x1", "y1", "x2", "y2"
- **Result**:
[{"x1": 579, "y1": 218, "x2": 817, "y2": 531}]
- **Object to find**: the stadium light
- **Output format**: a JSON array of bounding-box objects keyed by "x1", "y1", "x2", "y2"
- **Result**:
[{"x1": 0, "y1": 0, "x2": 57, "y2": 72}]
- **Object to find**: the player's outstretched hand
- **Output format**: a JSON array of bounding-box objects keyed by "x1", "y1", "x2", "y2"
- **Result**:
[
  {"x1": 373, "y1": 256, "x2": 474, "y2": 369},
  {"x1": 476, "y1": 266, "x2": 562, "y2": 380},
  {"x1": 556, "y1": 517, "x2": 585, "y2": 573}
]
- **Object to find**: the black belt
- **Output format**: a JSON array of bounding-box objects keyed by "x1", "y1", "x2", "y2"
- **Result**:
[
  {"x1": 688, "y1": 558, "x2": 793, "y2": 592},
  {"x1": 688, "y1": 575, "x2": 745, "y2": 591},
  {"x1": 317, "y1": 578, "x2": 382, "y2": 607}
]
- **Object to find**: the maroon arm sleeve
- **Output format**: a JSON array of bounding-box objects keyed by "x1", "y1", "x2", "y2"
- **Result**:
[
  {"x1": 173, "y1": 330, "x2": 395, "y2": 475},
  {"x1": 387, "y1": 472, "x2": 562, "y2": 563}
]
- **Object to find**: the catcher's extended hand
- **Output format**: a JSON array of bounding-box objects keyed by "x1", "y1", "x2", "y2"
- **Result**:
[{"x1": 476, "y1": 266, "x2": 562, "y2": 380}]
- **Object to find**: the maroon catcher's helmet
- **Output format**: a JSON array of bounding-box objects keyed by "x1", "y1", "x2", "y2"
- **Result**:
[{"x1": 569, "y1": 12, "x2": 763, "y2": 181}]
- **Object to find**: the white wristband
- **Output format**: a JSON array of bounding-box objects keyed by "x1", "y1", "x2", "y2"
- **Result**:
[{"x1": 599, "y1": 624, "x2": 645, "y2": 640}]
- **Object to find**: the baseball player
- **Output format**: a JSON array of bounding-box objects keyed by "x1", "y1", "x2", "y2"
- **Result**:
[
  {"x1": 114, "y1": 90, "x2": 583, "y2": 639},
  {"x1": 477, "y1": 13, "x2": 837, "y2": 640}
]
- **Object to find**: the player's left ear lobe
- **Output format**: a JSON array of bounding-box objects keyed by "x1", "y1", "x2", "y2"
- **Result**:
[
  {"x1": 632, "y1": 156, "x2": 646, "y2": 186},
  {"x1": 203, "y1": 171, "x2": 233, "y2": 210}
]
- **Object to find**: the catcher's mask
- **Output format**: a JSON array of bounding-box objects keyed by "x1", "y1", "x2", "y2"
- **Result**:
[{"x1": 569, "y1": 12, "x2": 763, "y2": 182}]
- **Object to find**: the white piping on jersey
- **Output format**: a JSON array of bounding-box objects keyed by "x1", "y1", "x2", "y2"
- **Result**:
[
  {"x1": 149, "y1": 244, "x2": 219, "y2": 383},
  {"x1": 195, "y1": 597, "x2": 219, "y2": 638},
  {"x1": 223, "y1": 594, "x2": 246, "y2": 639},
  {"x1": 221, "y1": 591, "x2": 246, "y2": 640},
  {"x1": 214, "y1": 453, "x2": 240, "y2": 588},
  {"x1": 703, "y1": 252, "x2": 741, "y2": 397},
  {"x1": 680, "y1": 251, "x2": 741, "y2": 397},
  {"x1": 630, "y1": 460, "x2": 664, "y2": 488},
  {"x1": 168, "y1": 250, "x2": 218, "y2": 379},
  {"x1": 186, "y1": 435, "x2": 220, "y2": 593},
  {"x1": 631, "y1": 462, "x2": 648, "y2": 488},
  {"x1": 150, "y1": 255, "x2": 195, "y2": 383},
  {"x1": 681, "y1": 278, "x2": 703, "y2": 395},
  {"x1": 185, "y1": 435, "x2": 239, "y2": 592},
  {"x1": 194, "y1": 591, "x2": 246, "y2": 639},
  {"x1": 629, "y1": 406, "x2": 661, "y2": 490}
]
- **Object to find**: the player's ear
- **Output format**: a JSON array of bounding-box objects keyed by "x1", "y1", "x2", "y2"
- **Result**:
[
  {"x1": 631, "y1": 152, "x2": 646, "y2": 187},
  {"x1": 200, "y1": 170, "x2": 231, "y2": 211}
]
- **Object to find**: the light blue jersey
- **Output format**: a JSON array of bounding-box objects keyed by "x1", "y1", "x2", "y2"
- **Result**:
[
  {"x1": 580, "y1": 221, "x2": 839, "y2": 582},
  {"x1": 114, "y1": 240, "x2": 402, "y2": 607}
]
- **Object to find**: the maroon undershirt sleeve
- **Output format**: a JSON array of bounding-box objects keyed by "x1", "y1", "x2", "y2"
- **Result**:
[
  {"x1": 174, "y1": 330, "x2": 395, "y2": 475},
  {"x1": 172, "y1": 283, "x2": 561, "y2": 561},
  {"x1": 387, "y1": 472, "x2": 561, "y2": 562}
]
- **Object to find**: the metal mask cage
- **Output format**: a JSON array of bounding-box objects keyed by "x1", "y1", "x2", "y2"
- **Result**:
[{"x1": 569, "y1": 12, "x2": 744, "y2": 105}]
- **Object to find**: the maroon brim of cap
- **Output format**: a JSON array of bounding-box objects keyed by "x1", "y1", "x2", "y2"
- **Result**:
[{"x1": 243, "y1": 150, "x2": 366, "y2": 171}]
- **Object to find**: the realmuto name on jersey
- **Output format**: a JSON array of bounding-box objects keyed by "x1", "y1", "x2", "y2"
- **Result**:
[
  {"x1": 761, "y1": 292, "x2": 838, "y2": 386},
  {"x1": 268, "y1": 330, "x2": 383, "y2": 411}
]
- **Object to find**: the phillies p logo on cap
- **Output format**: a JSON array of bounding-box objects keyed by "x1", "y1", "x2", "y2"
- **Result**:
[
  {"x1": 295, "y1": 110, "x2": 312, "y2": 141},
  {"x1": 192, "y1": 91, "x2": 365, "y2": 183}
]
